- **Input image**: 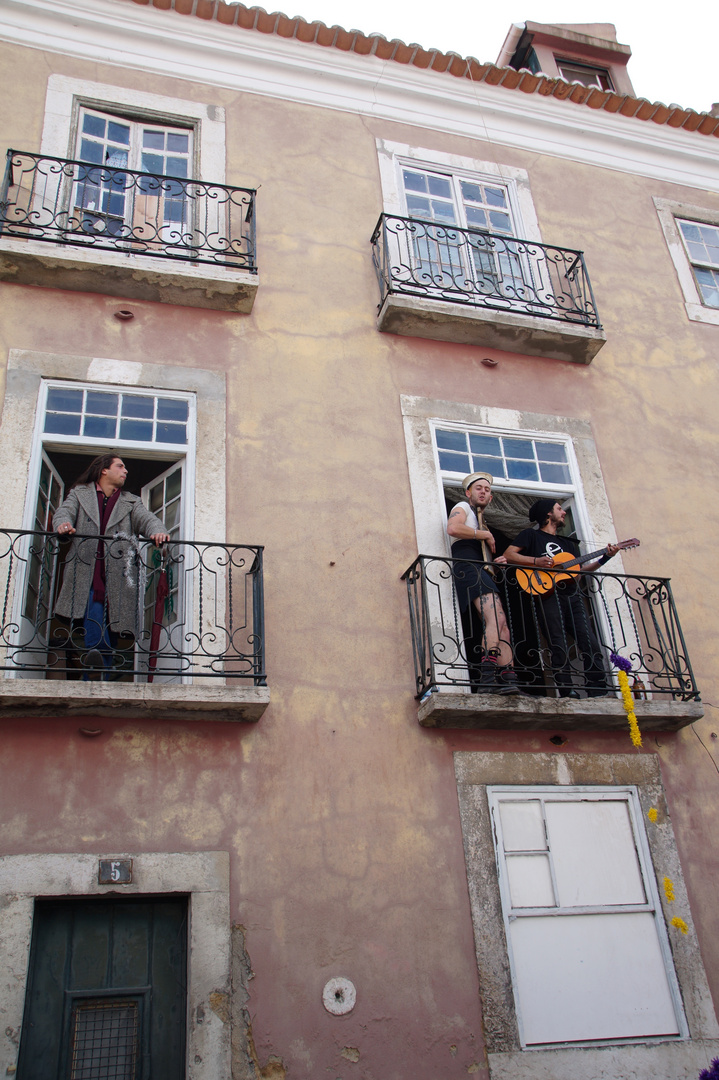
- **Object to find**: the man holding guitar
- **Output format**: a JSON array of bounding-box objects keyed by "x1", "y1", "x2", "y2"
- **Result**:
[{"x1": 504, "y1": 499, "x2": 622, "y2": 699}]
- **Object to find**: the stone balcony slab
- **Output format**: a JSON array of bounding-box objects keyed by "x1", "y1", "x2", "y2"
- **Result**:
[
  {"x1": 0, "y1": 238, "x2": 258, "y2": 312},
  {"x1": 418, "y1": 690, "x2": 702, "y2": 731},
  {"x1": 0, "y1": 678, "x2": 269, "y2": 722}
]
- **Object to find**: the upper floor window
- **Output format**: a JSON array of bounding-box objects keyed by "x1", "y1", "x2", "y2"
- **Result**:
[
  {"x1": 402, "y1": 168, "x2": 514, "y2": 235},
  {"x1": 435, "y1": 428, "x2": 572, "y2": 487},
  {"x1": 654, "y1": 198, "x2": 719, "y2": 326},
  {"x1": 677, "y1": 220, "x2": 719, "y2": 309},
  {"x1": 43, "y1": 384, "x2": 190, "y2": 448},
  {"x1": 555, "y1": 59, "x2": 614, "y2": 91}
]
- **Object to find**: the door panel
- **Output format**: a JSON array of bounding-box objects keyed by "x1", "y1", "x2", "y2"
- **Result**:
[{"x1": 17, "y1": 897, "x2": 187, "y2": 1080}]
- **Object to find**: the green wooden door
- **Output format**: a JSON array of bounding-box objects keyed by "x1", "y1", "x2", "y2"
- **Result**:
[{"x1": 17, "y1": 897, "x2": 187, "y2": 1080}]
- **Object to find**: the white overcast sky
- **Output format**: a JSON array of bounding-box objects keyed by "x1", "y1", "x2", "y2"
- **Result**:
[{"x1": 244, "y1": 0, "x2": 718, "y2": 114}]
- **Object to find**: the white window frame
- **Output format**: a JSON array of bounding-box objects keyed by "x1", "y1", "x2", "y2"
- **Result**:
[
  {"x1": 41, "y1": 75, "x2": 226, "y2": 184},
  {"x1": 431, "y1": 419, "x2": 585, "y2": 553},
  {"x1": 376, "y1": 140, "x2": 542, "y2": 243},
  {"x1": 654, "y1": 197, "x2": 719, "y2": 326},
  {"x1": 488, "y1": 785, "x2": 688, "y2": 1049},
  {"x1": 454, "y1": 751, "x2": 719, "y2": 1079}
]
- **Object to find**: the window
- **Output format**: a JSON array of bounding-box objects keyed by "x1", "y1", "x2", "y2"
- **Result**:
[
  {"x1": 435, "y1": 428, "x2": 572, "y2": 486},
  {"x1": 654, "y1": 198, "x2": 719, "y2": 326},
  {"x1": 453, "y1": 752, "x2": 716, "y2": 1076},
  {"x1": 72, "y1": 107, "x2": 193, "y2": 243},
  {"x1": 488, "y1": 787, "x2": 685, "y2": 1047},
  {"x1": 556, "y1": 59, "x2": 614, "y2": 90},
  {"x1": 677, "y1": 219, "x2": 719, "y2": 309},
  {"x1": 11, "y1": 378, "x2": 196, "y2": 682}
]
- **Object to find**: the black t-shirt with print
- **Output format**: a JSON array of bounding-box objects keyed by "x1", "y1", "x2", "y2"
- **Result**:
[{"x1": 512, "y1": 528, "x2": 580, "y2": 563}]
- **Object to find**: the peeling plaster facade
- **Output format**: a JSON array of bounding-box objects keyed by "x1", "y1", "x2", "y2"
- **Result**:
[{"x1": 0, "y1": 3, "x2": 718, "y2": 1079}]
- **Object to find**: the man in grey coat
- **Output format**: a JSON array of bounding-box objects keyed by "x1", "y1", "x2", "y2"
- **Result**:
[{"x1": 53, "y1": 453, "x2": 169, "y2": 675}]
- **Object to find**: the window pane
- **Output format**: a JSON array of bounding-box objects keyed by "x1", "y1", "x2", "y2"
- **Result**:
[
  {"x1": 156, "y1": 422, "x2": 187, "y2": 444},
  {"x1": 44, "y1": 413, "x2": 81, "y2": 435},
  {"x1": 500, "y1": 800, "x2": 547, "y2": 851},
  {"x1": 535, "y1": 441, "x2": 567, "y2": 463},
  {"x1": 436, "y1": 429, "x2": 467, "y2": 452},
  {"x1": 46, "y1": 388, "x2": 83, "y2": 413},
  {"x1": 149, "y1": 482, "x2": 163, "y2": 512},
  {"x1": 438, "y1": 450, "x2": 470, "y2": 473},
  {"x1": 141, "y1": 153, "x2": 164, "y2": 175},
  {"x1": 546, "y1": 800, "x2": 646, "y2": 907},
  {"x1": 165, "y1": 158, "x2": 188, "y2": 179},
  {"x1": 119, "y1": 419, "x2": 153, "y2": 441},
  {"x1": 143, "y1": 129, "x2": 165, "y2": 150},
  {"x1": 85, "y1": 392, "x2": 118, "y2": 416},
  {"x1": 107, "y1": 121, "x2": 130, "y2": 145},
  {"x1": 403, "y1": 170, "x2": 427, "y2": 193},
  {"x1": 695, "y1": 267, "x2": 719, "y2": 308},
  {"x1": 469, "y1": 433, "x2": 501, "y2": 456},
  {"x1": 83, "y1": 415, "x2": 117, "y2": 438},
  {"x1": 489, "y1": 210, "x2": 511, "y2": 233},
  {"x1": 472, "y1": 456, "x2": 504, "y2": 477},
  {"x1": 506, "y1": 459, "x2": 539, "y2": 481},
  {"x1": 157, "y1": 398, "x2": 189, "y2": 422},
  {"x1": 539, "y1": 462, "x2": 571, "y2": 485},
  {"x1": 167, "y1": 132, "x2": 189, "y2": 153},
  {"x1": 465, "y1": 207, "x2": 489, "y2": 229},
  {"x1": 166, "y1": 469, "x2": 182, "y2": 501},
  {"x1": 485, "y1": 186, "x2": 508, "y2": 208},
  {"x1": 502, "y1": 438, "x2": 534, "y2": 459},
  {"x1": 506, "y1": 854, "x2": 555, "y2": 908},
  {"x1": 82, "y1": 113, "x2": 106, "y2": 138},
  {"x1": 79, "y1": 139, "x2": 104, "y2": 165},
  {"x1": 406, "y1": 195, "x2": 431, "y2": 217},
  {"x1": 460, "y1": 181, "x2": 482, "y2": 203},
  {"x1": 427, "y1": 174, "x2": 452, "y2": 199},
  {"x1": 122, "y1": 395, "x2": 154, "y2": 419}
]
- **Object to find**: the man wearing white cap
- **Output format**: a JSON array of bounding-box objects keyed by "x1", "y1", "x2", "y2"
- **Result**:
[{"x1": 447, "y1": 471, "x2": 519, "y2": 694}]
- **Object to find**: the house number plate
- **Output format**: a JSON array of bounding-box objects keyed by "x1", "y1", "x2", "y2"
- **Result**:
[{"x1": 98, "y1": 859, "x2": 133, "y2": 884}]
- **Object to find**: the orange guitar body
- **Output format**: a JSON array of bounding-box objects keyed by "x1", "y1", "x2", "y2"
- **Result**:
[
  {"x1": 515, "y1": 552, "x2": 581, "y2": 597},
  {"x1": 515, "y1": 539, "x2": 640, "y2": 597}
]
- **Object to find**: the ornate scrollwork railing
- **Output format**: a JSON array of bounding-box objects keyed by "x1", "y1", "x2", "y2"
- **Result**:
[
  {"x1": 372, "y1": 213, "x2": 601, "y2": 326},
  {"x1": 0, "y1": 150, "x2": 256, "y2": 269},
  {"x1": 0, "y1": 530, "x2": 265, "y2": 682},
  {"x1": 402, "y1": 555, "x2": 698, "y2": 700}
]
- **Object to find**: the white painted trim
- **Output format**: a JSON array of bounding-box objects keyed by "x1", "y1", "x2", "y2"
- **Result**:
[
  {"x1": 0, "y1": 850, "x2": 231, "y2": 1080},
  {"x1": 654, "y1": 197, "x2": 719, "y2": 327},
  {"x1": 376, "y1": 140, "x2": 541, "y2": 241},
  {"x1": 42, "y1": 73, "x2": 226, "y2": 183},
  {"x1": 1, "y1": 0, "x2": 718, "y2": 193},
  {"x1": 400, "y1": 394, "x2": 619, "y2": 565}
]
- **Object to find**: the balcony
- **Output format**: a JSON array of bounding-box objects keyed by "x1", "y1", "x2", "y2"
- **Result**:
[
  {"x1": 0, "y1": 150, "x2": 258, "y2": 312},
  {"x1": 0, "y1": 531, "x2": 268, "y2": 722},
  {"x1": 372, "y1": 214, "x2": 606, "y2": 363},
  {"x1": 402, "y1": 555, "x2": 701, "y2": 731}
]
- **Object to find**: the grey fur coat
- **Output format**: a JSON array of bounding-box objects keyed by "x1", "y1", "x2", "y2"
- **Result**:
[{"x1": 53, "y1": 484, "x2": 166, "y2": 635}]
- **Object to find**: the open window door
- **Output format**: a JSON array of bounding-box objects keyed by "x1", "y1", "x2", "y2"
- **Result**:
[
  {"x1": 10, "y1": 451, "x2": 65, "y2": 677},
  {"x1": 139, "y1": 460, "x2": 185, "y2": 683}
]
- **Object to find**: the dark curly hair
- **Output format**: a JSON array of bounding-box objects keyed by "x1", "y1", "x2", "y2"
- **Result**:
[{"x1": 71, "y1": 453, "x2": 124, "y2": 489}]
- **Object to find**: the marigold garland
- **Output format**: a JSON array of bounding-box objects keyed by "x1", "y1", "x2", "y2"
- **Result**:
[
  {"x1": 647, "y1": 807, "x2": 658, "y2": 823},
  {"x1": 670, "y1": 916, "x2": 688, "y2": 934},
  {"x1": 663, "y1": 876, "x2": 676, "y2": 903},
  {"x1": 610, "y1": 653, "x2": 642, "y2": 748}
]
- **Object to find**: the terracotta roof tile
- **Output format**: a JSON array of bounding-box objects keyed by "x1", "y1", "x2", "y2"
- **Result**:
[{"x1": 122, "y1": 0, "x2": 718, "y2": 139}]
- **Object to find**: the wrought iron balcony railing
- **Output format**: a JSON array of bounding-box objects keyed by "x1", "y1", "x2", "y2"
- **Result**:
[
  {"x1": 372, "y1": 213, "x2": 601, "y2": 327},
  {"x1": 0, "y1": 150, "x2": 256, "y2": 270},
  {"x1": 0, "y1": 530, "x2": 265, "y2": 683},
  {"x1": 402, "y1": 555, "x2": 698, "y2": 701}
]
